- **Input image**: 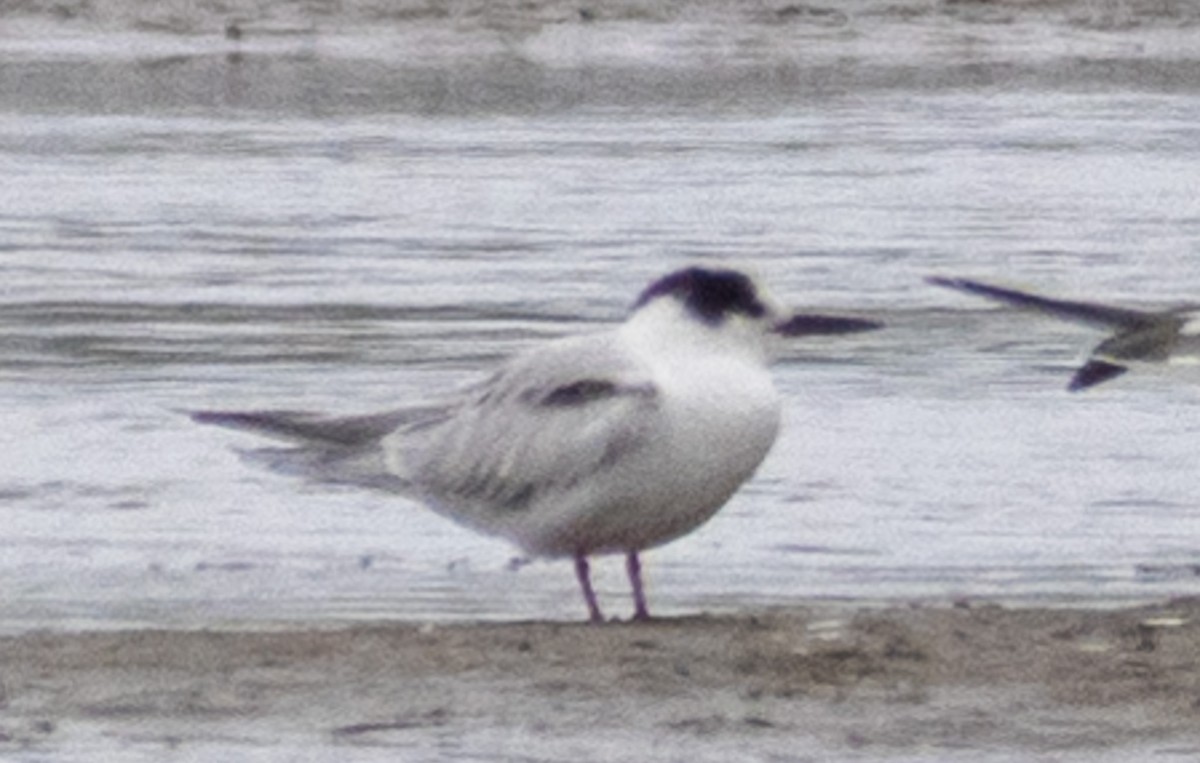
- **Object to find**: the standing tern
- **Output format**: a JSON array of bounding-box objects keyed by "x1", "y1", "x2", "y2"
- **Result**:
[
  {"x1": 192, "y1": 265, "x2": 881, "y2": 622},
  {"x1": 929, "y1": 276, "x2": 1199, "y2": 391}
]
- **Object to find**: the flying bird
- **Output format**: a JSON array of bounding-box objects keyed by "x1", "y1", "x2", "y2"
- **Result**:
[
  {"x1": 929, "y1": 275, "x2": 1199, "y2": 391},
  {"x1": 193, "y1": 265, "x2": 881, "y2": 622}
]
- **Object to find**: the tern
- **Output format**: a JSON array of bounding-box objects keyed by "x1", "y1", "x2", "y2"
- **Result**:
[
  {"x1": 192, "y1": 265, "x2": 881, "y2": 622},
  {"x1": 929, "y1": 276, "x2": 1200, "y2": 391}
]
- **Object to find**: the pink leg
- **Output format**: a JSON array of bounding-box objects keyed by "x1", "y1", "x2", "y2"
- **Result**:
[
  {"x1": 626, "y1": 551, "x2": 650, "y2": 621},
  {"x1": 574, "y1": 553, "x2": 604, "y2": 623}
]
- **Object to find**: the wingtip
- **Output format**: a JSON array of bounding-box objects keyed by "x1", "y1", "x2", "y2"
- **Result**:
[
  {"x1": 188, "y1": 410, "x2": 292, "y2": 431},
  {"x1": 1067, "y1": 360, "x2": 1128, "y2": 392},
  {"x1": 189, "y1": 410, "x2": 239, "y2": 426},
  {"x1": 926, "y1": 275, "x2": 989, "y2": 294}
]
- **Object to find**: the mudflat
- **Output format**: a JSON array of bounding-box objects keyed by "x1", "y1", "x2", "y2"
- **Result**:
[{"x1": 3, "y1": 598, "x2": 1200, "y2": 759}]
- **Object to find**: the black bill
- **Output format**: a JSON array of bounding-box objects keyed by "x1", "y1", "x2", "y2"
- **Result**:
[{"x1": 774, "y1": 313, "x2": 883, "y2": 337}]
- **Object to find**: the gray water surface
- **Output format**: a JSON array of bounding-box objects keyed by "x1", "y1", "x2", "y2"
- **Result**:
[{"x1": 4, "y1": 3, "x2": 1200, "y2": 631}]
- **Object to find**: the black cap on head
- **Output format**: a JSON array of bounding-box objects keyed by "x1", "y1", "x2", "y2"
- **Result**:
[{"x1": 633, "y1": 267, "x2": 767, "y2": 326}]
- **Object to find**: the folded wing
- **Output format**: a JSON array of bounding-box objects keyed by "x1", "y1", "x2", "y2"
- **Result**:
[
  {"x1": 391, "y1": 336, "x2": 661, "y2": 523},
  {"x1": 192, "y1": 334, "x2": 661, "y2": 510}
]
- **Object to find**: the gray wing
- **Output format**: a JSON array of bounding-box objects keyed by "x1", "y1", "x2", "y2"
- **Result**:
[
  {"x1": 387, "y1": 334, "x2": 660, "y2": 519},
  {"x1": 928, "y1": 276, "x2": 1155, "y2": 330},
  {"x1": 190, "y1": 408, "x2": 441, "y2": 446},
  {"x1": 189, "y1": 406, "x2": 451, "y2": 490},
  {"x1": 192, "y1": 332, "x2": 660, "y2": 502}
]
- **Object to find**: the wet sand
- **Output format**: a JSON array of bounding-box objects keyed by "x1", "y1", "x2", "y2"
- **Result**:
[{"x1": 4, "y1": 598, "x2": 1200, "y2": 758}]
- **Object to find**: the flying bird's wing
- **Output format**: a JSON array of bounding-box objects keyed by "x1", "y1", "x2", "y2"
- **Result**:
[
  {"x1": 927, "y1": 276, "x2": 1154, "y2": 330},
  {"x1": 1067, "y1": 360, "x2": 1128, "y2": 391},
  {"x1": 928, "y1": 276, "x2": 1192, "y2": 392}
]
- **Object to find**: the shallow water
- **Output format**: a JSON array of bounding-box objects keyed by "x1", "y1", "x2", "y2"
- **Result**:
[{"x1": 4, "y1": 1, "x2": 1200, "y2": 634}]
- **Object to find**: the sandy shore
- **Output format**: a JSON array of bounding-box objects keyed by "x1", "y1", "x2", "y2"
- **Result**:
[{"x1": 3, "y1": 598, "x2": 1200, "y2": 759}]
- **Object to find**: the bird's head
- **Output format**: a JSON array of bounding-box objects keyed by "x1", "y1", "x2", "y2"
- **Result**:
[{"x1": 627, "y1": 265, "x2": 881, "y2": 360}]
